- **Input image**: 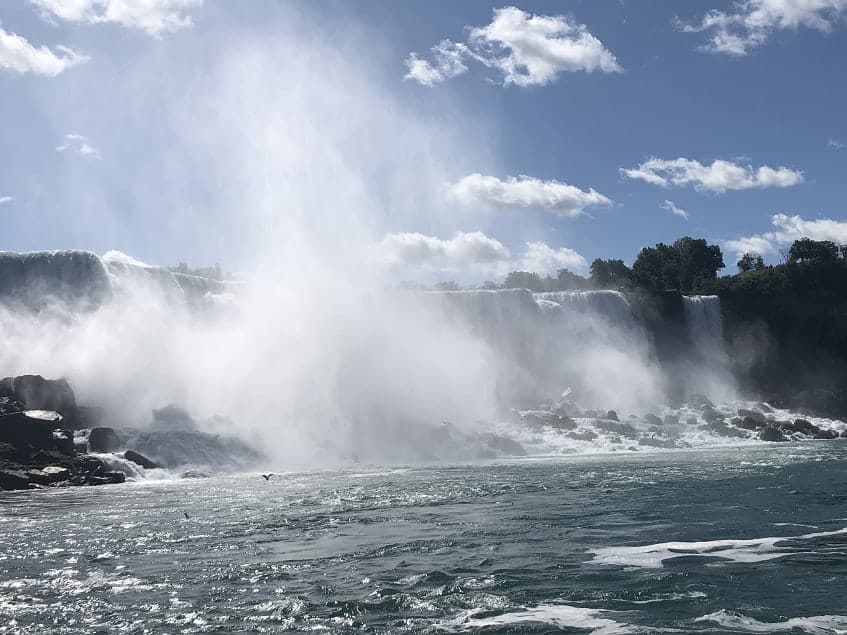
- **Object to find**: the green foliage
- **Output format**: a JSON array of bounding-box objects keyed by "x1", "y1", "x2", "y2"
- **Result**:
[
  {"x1": 737, "y1": 252, "x2": 765, "y2": 272},
  {"x1": 788, "y1": 238, "x2": 839, "y2": 266},
  {"x1": 632, "y1": 237, "x2": 724, "y2": 292},
  {"x1": 501, "y1": 269, "x2": 589, "y2": 292},
  {"x1": 589, "y1": 258, "x2": 632, "y2": 288}
]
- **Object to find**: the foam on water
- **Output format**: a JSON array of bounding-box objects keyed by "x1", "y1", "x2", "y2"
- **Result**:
[
  {"x1": 444, "y1": 604, "x2": 635, "y2": 634},
  {"x1": 695, "y1": 610, "x2": 847, "y2": 634},
  {"x1": 590, "y1": 526, "x2": 847, "y2": 569}
]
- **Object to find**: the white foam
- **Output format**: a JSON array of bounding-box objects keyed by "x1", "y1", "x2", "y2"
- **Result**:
[
  {"x1": 591, "y1": 526, "x2": 847, "y2": 569},
  {"x1": 696, "y1": 610, "x2": 847, "y2": 634},
  {"x1": 443, "y1": 604, "x2": 634, "y2": 633}
]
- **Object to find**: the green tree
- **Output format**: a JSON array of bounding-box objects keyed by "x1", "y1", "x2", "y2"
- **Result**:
[
  {"x1": 737, "y1": 252, "x2": 765, "y2": 272},
  {"x1": 632, "y1": 237, "x2": 724, "y2": 292},
  {"x1": 589, "y1": 258, "x2": 631, "y2": 288},
  {"x1": 788, "y1": 238, "x2": 839, "y2": 266}
]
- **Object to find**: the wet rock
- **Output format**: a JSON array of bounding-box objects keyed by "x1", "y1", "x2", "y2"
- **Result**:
[
  {"x1": 567, "y1": 430, "x2": 597, "y2": 441},
  {"x1": 594, "y1": 420, "x2": 638, "y2": 437},
  {"x1": 663, "y1": 415, "x2": 679, "y2": 426},
  {"x1": 638, "y1": 437, "x2": 676, "y2": 449},
  {"x1": 814, "y1": 429, "x2": 839, "y2": 440},
  {"x1": 737, "y1": 409, "x2": 767, "y2": 426},
  {"x1": 480, "y1": 434, "x2": 526, "y2": 457},
  {"x1": 23, "y1": 469, "x2": 52, "y2": 486},
  {"x1": 686, "y1": 416, "x2": 699, "y2": 425},
  {"x1": 88, "y1": 427, "x2": 121, "y2": 453},
  {"x1": 705, "y1": 421, "x2": 746, "y2": 438},
  {"x1": 689, "y1": 394, "x2": 714, "y2": 409},
  {"x1": 42, "y1": 466, "x2": 69, "y2": 481},
  {"x1": 759, "y1": 426, "x2": 786, "y2": 442},
  {"x1": 88, "y1": 471, "x2": 126, "y2": 486},
  {"x1": 124, "y1": 450, "x2": 158, "y2": 469},
  {"x1": 736, "y1": 416, "x2": 763, "y2": 431},
  {"x1": 643, "y1": 414, "x2": 663, "y2": 426},
  {"x1": 5, "y1": 375, "x2": 76, "y2": 416},
  {"x1": 521, "y1": 411, "x2": 574, "y2": 430},
  {"x1": 0, "y1": 469, "x2": 32, "y2": 490},
  {"x1": 841, "y1": 430, "x2": 847, "y2": 438},
  {"x1": 701, "y1": 406, "x2": 723, "y2": 423},
  {"x1": 791, "y1": 418, "x2": 819, "y2": 436},
  {"x1": 0, "y1": 409, "x2": 65, "y2": 452},
  {"x1": 52, "y1": 429, "x2": 74, "y2": 455},
  {"x1": 605, "y1": 410, "x2": 619, "y2": 422}
]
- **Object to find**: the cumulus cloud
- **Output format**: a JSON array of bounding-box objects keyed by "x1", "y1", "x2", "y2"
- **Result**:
[
  {"x1": 828, "y1": 137, "x2": 845, "y2": 149},
  {"x1": 0, "y1": 26, "x2": 88, "y2": 76},
  {"x1": 450, "y1": 173, "x2": 612, "y2": 216},
  {"x1": 621, "y1": 157, "x2": 804, "y2": 193},
  {"x1": 0, "y1": 196, "x2": 12, "y2": 205},
  {"x1": 661, "y1": 200, "x2": 689, "y2": 220},
  {"x1": 405, "y1": 6, "x2": 621, "y2": 87},
  {"x1": 56, "y1": 133, "x2": 101, "y2": 158},
  {"x1": 30, "y1": 0, "x2": 203, "y2": 38},
  {"x1": 377, "y1": 230, "x2": 586, "y2": 277},
  {"x1": 724, "y1": 213, "x2": 847, "y2": 257},
  {"x1": 679, "y1": 0, "x2": 847, "y2": 56}
]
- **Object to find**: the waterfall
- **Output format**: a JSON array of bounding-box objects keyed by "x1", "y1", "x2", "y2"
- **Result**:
[
  {"x1": 534, "y1": 290, "x2": 636, "y2": 331},
  {"x1": 682, "y1": 295, "x2": 724, "y2": 358}
]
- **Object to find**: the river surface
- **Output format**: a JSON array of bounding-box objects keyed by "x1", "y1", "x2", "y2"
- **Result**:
[{"x1": 2, "y1": 443, "x2": 847, "y2": 633}]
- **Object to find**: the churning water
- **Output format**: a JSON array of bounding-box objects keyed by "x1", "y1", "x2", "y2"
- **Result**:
[{"x1": 2, "y1": 443, "x2": 847, "y2": 633}]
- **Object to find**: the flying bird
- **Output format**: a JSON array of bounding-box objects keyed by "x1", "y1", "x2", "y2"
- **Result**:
[
  {"x1": 183, "y1": 512, "x2": 190, "y2": 519},
  {"x1": 262, "y1": 473, "x2": 273, "y2": 481}
]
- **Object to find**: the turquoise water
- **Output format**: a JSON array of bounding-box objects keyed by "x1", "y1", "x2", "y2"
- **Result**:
[{"x1": 2, "y1": 443, "x2": 847, "y2": 633}]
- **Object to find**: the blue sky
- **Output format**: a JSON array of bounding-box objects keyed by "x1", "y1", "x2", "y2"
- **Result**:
[{"x1": 1, "y1": 1, "x2": 846, "y2": 280}]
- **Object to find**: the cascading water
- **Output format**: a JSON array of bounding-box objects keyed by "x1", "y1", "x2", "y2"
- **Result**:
[{"x1": 681, "y1": 295, "x2": 735, "y2": 402}]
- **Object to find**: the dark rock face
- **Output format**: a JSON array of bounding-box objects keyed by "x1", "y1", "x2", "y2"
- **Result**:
[
  {"x1": 52, "y1": 429, "x2": 75, "y2": 455},
  {"x1": 88, "y1": 427, "x2": 122, "y2": 453},
  {"x1": 0, "y1": 469, "x2": 32, "y2": 491},
  {"x1": 759, "y1": 427, "x2": 786, "y2": 442},
  {"x1": 605, "y1": 410, "x2": 619, "y2": 422},
  {"x1": 8, "y1": 375, "x2": 76, "y2": 415},
  {"x1": 737, "y1": 409, "x2": 767, "y2": 426},
  {"x1": 0, "y1": 409, "x2": 66, "y2": 452},
  {"x1": 124, "y1": 450, "x2": 158, "y2": 469}
]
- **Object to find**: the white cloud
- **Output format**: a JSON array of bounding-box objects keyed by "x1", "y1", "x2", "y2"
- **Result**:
[
  {"x1": 661, "y1": 200, "x2": 689, "y2": 220},
  {"x1": 404, "y1": 40, "x2": 468, "y2": 86},
  {"x1": 377, "y1": 230, "x2": 586, "y2": 277},
  {"x1": 0, "y1": 196, "x2": 13, "y2": 205},
  {"x1": 621, "y1": 157, "x2": 803, "y2": 193},
  {"x1": 450, "y1": 173, "x2": 612, "y2": 216},
  {"x1": 724, "y1": 213, "x2": 847, "y2": 256},
  {"x1": 56, "y1": 133, "x2": 101, "y2": 158},
  {"x1": 405, "y1": 6, "x2": 621, "y2": 87},
  {"x1": 679, "y1": 0, "x2": 847, "y2": 56},
  {"x1": 0, "y1": 26, "x2": 87, "y2": 76},
  {"x1": 828, "y1": 137, "x2": 845, "y2": 149},
  {"x1": 517, "y1": 241, "x2": 587, "y2": 273},
  {"x1": 30, "y1": 0, "x2": 203, "y2": 38}
]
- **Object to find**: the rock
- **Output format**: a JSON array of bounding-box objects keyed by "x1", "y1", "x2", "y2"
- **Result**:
[
  {"x1": 0, "y1": 410, "x2": 65, "y2": 452},
  {"x1": 567, "y1": 430, "x2": 597, "y2": 441},
  {"x1": 594, "y1": 420, "x2": 638, "y2": 437},
  {"x1": 24, "y1": 469, "x2": 52, "y2": 486},
  {"x1": 638, "y1": 437, "x2": 676, "y2": 448},
  {"x1": 643, "y1": 413, "x2": 663, "y2": 426},
  {"x1": 686, "y1": 416, "x2": 699, "y2": 425},
  {"x1": 605, "y1": 410, "x2": 619, "y2": 421},
  {"x1": 790, "y1": 418, "x2": 820, "y2": 436},
  {"x1": 689, "y1": 394, "x2": 714, "y2": 409},
  {"x1": 701, "y1": 406, "x2": 723, "y2": 423},
  {"x1": 480, "y1": 434, "x2": 526, "y2": 456},
  {"x1": 737, "y1": 416, "x2": 763, "y2": 431},
  {"x1": 759, "y1": 402, "x2": 774, "y2": 413},
  {"x1": 52, "y1": 429, "x2": 74, "y2": 455},
  {"x1": 0, "y1": 469, "x2": 32, "y2": 490},
  {"x1": 521, "y1": 411, "x2": 574, "y2": 430},
  {"x1": 6, "y1": 375, "x2": 76, "y2": 415},
  {"x1": 663, "y1": 415, "x2": 679, "y2": 426},
  {"x1": 841, "y1": 430, "x2": 847, "y2": 438},
  {"x1": 88, "y1": 471, "x2": 126, "y2": 486},
  {"x1": 814, "y1": 429, "x2": 839, "y2": 440},
  {"x1": 759, "y1": 426, "x2": 786, "y2": 442},
  {"x1": 706, "y1": 421, "x2": 747, "y2": 438},
  {"x1": 180, "y1": 470, "x2": 210, "y2": 478},
  {"x1": 124, "y1": 450, "x2": 159, "y2": 469},
  {"x1": 88, "y1": 427, "x2": 121, "y2": 453},
  {"x1": 151, "y1": 405, "x2": 197, "y2": 432},
  {"x1": 42, "y1": 466, "x2": 69, "y2": 481},
  {"x1": 737, "y1": 409, "x2": 767, "y2": 426}
]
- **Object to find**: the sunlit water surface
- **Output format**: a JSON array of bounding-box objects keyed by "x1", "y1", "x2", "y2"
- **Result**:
[{"x1": 2, "y1": 443, "x2": 847, "y2": 633}]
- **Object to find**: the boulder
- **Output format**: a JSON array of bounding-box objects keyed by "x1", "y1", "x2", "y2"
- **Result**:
[
  {"x1": 88, "y1": 427, "x2": 121, "y2": 453},
  {"x1": 52, "y1": 429, "x2": 75, "y2": 455},
  {"x1": 480, "y1": 434, "x2": 526, "y2": 456},
  {"x1": 736, "y1": 416, "x2": 763, "y2": 431},
  {"x1": 814, "y1": 429, "x2": 839, "y2": 440},
  {"x1": 123, "y1": 450, "x2": 158, "y2": 469},
  {"x1": 0, "y1": 410, "x2": 64, "y2": 451},
  {"x1": 42, "y1": 466, "x2": 69, "y2": 481},
  {"x1": 638, "y1": 437, "x2": 676, "y2": 448},
  {"x1": 605, "y1": 410, "x2": 619, "y2": 421},
  {"x1": 790, "y1": 418, "x2": 820, "y2": 436},
  {"x1": 0, "y1": 469, "x2": 32, "y2": 490},
  {"x1": 88, "y1": 471, "x2": 126, "y2": 486},
  {"x1": 663, "y1": 415, "x2": 679, "y2": 426},
  {"x1": 24, "y1": 469, "x2": 52, "y2": 486},
  {"x1": 643, "y1": 413, "x2": 663, "y2": 426},
  {"x1": 7, "y1": 375, "x2": 76, "y2": 415},
  {"x1": 759, "y1": 427, "x2": 786, "y2": 442},
  {"x1": 737, "y1": 409, "x2": 767, "y2": 426},
  {"x1": 702, "y1": 406, "x2": 723, "y2": 423}
]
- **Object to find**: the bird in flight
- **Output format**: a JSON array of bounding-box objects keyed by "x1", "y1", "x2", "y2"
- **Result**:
[
  {"x1": 183, "y1": 512, "x2": 190, "y2": 519},
  {"x1": 262, "y1": 473, "x2": 273, "y2": 480}
]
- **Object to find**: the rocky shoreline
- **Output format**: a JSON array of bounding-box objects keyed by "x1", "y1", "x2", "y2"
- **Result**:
[{"x1": 0, "y1": 374, "x2": 256, "y2": 491}]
